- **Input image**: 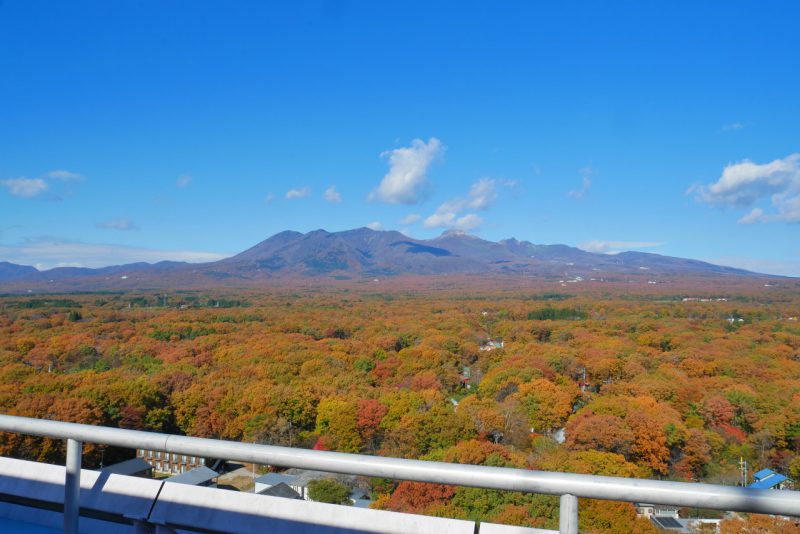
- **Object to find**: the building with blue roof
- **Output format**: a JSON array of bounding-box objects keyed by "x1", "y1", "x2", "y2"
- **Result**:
[
  {"x1": 753, "y1": 468, "x2": 775, "y2": 480},
  {"x1": 748, "y1": 468, "x2": 789, "y2": 490}
]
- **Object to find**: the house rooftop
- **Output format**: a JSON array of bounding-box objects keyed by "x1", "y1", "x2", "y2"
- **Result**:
[
  {"x1": 98, "y1": 457, "x2": 152, "y2": 476},
  {"x1": 349, "y1": 488, "x2": 368, "y2": 501},
  {"x1": 651, "y1": 516, "x2": 687, "y2": 531},
  {"x1": 753, "y1": 468, "x2": 777, "y2": 480},
  {"x1": 257, "y1": 482, "x2": 302, "y2": 499},
  {"x1": 255, "y1": 472, "x2": 296, "y2": 486},
  {"x1": 283, "y1": 468, "x2": 357, "y2": 487},
  {"x1": 164, "y1": 465, "x2": 218, "y2": 486},
  {"x1": 748, "y1": 473, "x2": 788, "y2": 490}
]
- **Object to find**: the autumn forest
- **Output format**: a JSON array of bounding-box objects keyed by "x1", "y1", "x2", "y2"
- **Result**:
[{"x1": 2, "y1": 279, "x2": 799, "y2": 532}]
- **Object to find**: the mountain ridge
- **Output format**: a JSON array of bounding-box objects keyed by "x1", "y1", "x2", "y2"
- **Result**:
[{"x1": 0, "y1": 227, "x2": 779, "y2": 291}]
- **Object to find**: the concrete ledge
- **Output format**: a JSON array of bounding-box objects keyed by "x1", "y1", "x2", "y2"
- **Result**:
[
  {"x1": 0, "y1": 456, "x2": 551, "y2": 534},
  {"x1": 151, "y1": 482, "x2": 476, "y2": 533},
  {"x1": 480, "y1": 522, "x2": 558, "y2": 534},
  {"x1": 0, "y1": 457, "x2": 162, "y2": 521}
]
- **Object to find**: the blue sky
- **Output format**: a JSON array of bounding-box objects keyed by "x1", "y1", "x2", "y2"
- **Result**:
[{"x1": 0, "y1": 1, "x2": 798, "y2": 275}]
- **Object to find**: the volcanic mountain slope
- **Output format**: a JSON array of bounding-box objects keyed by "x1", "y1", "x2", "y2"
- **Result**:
[
  {"x1": 219, "y1": 228, "x2": 757, "y2": 276},
  {"x1": 0, "y1": 262, "x2": 39, "y2": 282},
  {"x1": 0, "y1": 227, "x2": 764, "y2": 290},
  {"x1": 219, "y1": 228, "x2": 486, "y2": 276}
]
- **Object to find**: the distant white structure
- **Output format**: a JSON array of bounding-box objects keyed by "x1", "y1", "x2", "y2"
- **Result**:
[
  {"x1": 480, "y1": 340, "x2": 504, "y2": 351},
  {"x1": 634, "y1": 502, "x2": 679, "y2": 519}
]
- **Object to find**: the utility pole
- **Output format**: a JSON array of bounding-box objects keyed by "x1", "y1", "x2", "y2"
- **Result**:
[
  {"x1": 739, "y1": 457, "x2": 748, "y2": 487},
  {"x1": 739, "y1": 457, "x2": 743, "y2": 486}
]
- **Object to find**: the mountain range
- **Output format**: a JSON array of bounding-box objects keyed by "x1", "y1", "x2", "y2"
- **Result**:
[{"x1": 0, "y1": 227, "x2": 771, "y2": 291}]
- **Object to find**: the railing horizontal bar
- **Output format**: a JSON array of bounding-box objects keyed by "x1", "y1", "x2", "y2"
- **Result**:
[{"x1": 2, "y1": 414, "x2": 799, "y2": 516}]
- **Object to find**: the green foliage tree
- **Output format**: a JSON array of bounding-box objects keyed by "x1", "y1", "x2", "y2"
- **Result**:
[
  {"x1": 308, "y1": 478, "x2": 352, "y2": 505},
  {"x1": 315, "y1": 398, "x2": 362, "y2": 453}
]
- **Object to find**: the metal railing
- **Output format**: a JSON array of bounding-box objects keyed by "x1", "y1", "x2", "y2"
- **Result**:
[{"x1": 1, "y1": 414, "x2": 799, "y2": 534}]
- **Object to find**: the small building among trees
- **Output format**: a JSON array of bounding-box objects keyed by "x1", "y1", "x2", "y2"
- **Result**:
[{"x1": 748, "y1": 468, "x2": 789, "y2": 490}]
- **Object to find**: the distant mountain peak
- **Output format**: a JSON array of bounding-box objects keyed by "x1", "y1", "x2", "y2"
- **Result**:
[{"x1": 0, "y1": 227, "x2": 771, "y2": 291}]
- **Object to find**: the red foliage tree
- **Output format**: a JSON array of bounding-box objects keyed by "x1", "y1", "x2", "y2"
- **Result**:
[{"x1": 385, "y1": 481, "x2": 456, "y2": 514}]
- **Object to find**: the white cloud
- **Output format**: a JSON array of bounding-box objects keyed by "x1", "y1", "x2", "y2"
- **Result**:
[
  {"x1": 435, "y1": 197, "x2": 467, "y2": 214},
  {"x1": 366, "y1": 221, "x2": 383, "y2": 230},
  {"x1": 176, "y1": 174, "x2": 192, "y2": 188},
  {"x1": 423, "y1": 212, "x2": 453, "y2": 228},
  {"x1": 452, "y1": 214, "x2": 482, "y2": 230},
  {"x1": 422, "y1": 178, "x2": 498, "y2": 232},
  {"x1": 1, "y1": 169, "x2": 84, "y2": 199},
  {"x1": 467, "y1": 178, "x2": 497, "y2": 210},
  {"x1": 579, "y1": 240, "x2": 663, "y2": 254},
  {"x1": 400, "y1": 213, "x2": 421, "y2": 225},
  {"x1": 0, "y1": 238, "x2": 228, "y2": 270},
  {"x1": 369, "y1": 138, "x2": 442, "y2": 204},
  {"x1": 567, "y1": 166, "x2": 594, "y2": 199},
  {"x1": 738, "y1": 208, "x2": 765, "y2": 224},
  {"x1": 722, "y1": 122, "x2": 745, "y2": 132},
  {"x1": 95, "y1": 218, "x2": 138, "y2": 231},
  {"x1": 47, "y1": 170, "x2": 83, "y2": 181},
  {"x1": 424, "y1": 212, "x2": 483, "y2": 231},
  {"x1": 0, "y1": 178, "x2": 48, "y2": 198},
  {"x1": 286, "y1": 186, "x2": 311, "y2": 199},
  {"x1": 692, "y1": 153, "x2": 800, "y2": 223},
  {"x1": 324, "y1": 186, "x2": 342, "y2": 203}
]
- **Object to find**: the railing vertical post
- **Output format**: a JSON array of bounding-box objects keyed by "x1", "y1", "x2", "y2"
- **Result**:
[
  {"x1": 559, "y1": 493, "x2": 578, "y2": 534},
  {"x1": 64, "y1": 438, "x2": 82, "y2": 534}
]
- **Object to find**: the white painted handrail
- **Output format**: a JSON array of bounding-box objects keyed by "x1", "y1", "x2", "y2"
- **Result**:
[{"x1": 1, "y1": 413, "x2": 799, "y2": 533}]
